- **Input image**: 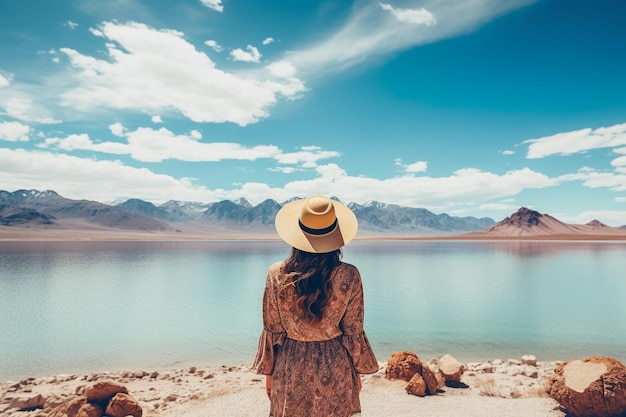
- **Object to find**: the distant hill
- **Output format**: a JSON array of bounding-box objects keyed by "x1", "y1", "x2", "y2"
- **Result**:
[
  {"x1": 466, "y1": 207, "x2": 626, "y2": 238},
  {"x1": 348, "y1": 201, "x2": 494, "y2": 234},
  {"x1": 116, "y1": 199, "x2": 176, "y2": 222},
  {"x1": 0, "y1": 189, "x2": 495, "y2": 236},
  {"x1": 0, "y1": 189, "x2": 170, "y2": 231}
]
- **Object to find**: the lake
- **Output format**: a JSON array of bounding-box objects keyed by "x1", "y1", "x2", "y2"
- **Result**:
[{"x1": 1, "y1": 239, "x2": 625, "y2": 381}]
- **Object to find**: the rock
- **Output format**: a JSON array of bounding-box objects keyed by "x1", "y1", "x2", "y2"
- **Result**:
[
  {"x1": 548, "y1": 356, "x2": 626, "y2": 417},
  {"x1": 48, "y1": 397, "x2": 104, "y2": 417},
  {"x1": 477, "y1": 363, "x2": 495, "y2": 373},
  {"x1": 104, "y1": 393, "x2": 143, "y2": 417},
  {"x1": 438, "y1": 355, "x2": 466, "y2": 383},
  {"x1": 8, "y1": 393, "x2": 46, "y2": 410},
  {"x1": 522, "y1": 354, "x2": 537, "y2": 366},
  {"x1": 76, "y1": 403, "x2": 104, "y2": 417},
  {"x1": 85, "y1": 380, "x2": 128, "y2": 403},
  {"x1": 421, "y1": 364, "x2": 442, "y2": 395},
  {"x1": 385, "y1": 351, "x2": 423, "y2": 381},
  {"x1": 405, "y1": 373, "x2": 427, "y2": 397}
]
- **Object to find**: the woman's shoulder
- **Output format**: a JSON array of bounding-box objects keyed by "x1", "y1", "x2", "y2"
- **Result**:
[
  {"x1": 266, "y1": 261, "x2": 284, "y2": 280},
  {"x1": 335, "y1": 262, "x2": 361, "y2": 282}
]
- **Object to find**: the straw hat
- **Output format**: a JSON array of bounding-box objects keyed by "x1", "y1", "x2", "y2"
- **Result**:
[{"x1": 275, "y1": 195, "x2": 358, "y2": 253}]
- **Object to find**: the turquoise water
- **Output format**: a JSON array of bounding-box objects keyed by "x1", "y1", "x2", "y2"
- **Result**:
[{"x1": 1, "y1": 240, "x2": 625, "y2": 381}]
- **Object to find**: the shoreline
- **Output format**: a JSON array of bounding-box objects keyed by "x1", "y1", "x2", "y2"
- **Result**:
[
  {"x1": 1, "y1": 357, "x2": 567, "y2": 417},
  {"x1": 1, "y1": 229, "x2": 626, "y2": 242}
]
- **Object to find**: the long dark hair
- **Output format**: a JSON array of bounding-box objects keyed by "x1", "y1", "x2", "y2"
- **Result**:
[{"x1": 281, "y1": 247, "x2": 342, "y2": 323}]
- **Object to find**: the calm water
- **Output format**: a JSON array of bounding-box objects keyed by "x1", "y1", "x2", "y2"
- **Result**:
[{"x1": 1, "y1": 240, "x2": 625, "y2": 381}]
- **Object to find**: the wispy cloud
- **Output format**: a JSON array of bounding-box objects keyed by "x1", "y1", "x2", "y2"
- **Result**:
[
  {"x1": 40, "y1": 125, "x2": 283, "y2": 163},
  {"x1": 204, "y1": 39, "x2": 223, "y2": 52},
  {"x1": 285, "y1": 0, "x2": 534, "y2": 78},
  {"x1": 274, "y1": 146, "x2": 341, "y2": 168},
  {"x1": 199, "y1": 0, "x2": 223, "y2": 13},
  {"x1": 524, "y1": 123, "x2": 626, "y2": 159},
  {"x1": 558, "y1": 168, "x2": 626, "y2": 192},
  {"x1": 379, "y1": 3, "x2": 436, "y2": 26},
  {"x1": 263, "y1": 37, "x2": 275, "y2": 46}
]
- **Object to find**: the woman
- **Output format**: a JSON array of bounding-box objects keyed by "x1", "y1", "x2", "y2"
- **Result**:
[{"x1": 252, "y1": 194, "x2": 378, "y2": 417}]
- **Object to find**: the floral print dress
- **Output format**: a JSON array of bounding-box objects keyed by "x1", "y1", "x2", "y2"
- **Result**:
[{"x1": 252, "y1": 261, "x2": 379, "y2": 417}]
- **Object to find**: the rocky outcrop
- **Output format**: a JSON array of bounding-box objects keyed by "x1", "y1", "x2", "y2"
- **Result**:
[
  {"x1": 385, "y1": 351, "x2": 447, "y2": 396},
  {"x1": 385, "y1": 351, "x2": 423, "y2": 382},
  {"x1": 548, "y1": 356, "x2": 626, "y2": 417},
  {"x1": 48, "y1": 380, "x2": 142, "y2": 417}
]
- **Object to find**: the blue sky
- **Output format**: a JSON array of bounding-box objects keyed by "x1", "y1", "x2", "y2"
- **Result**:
[{"x1": 1, "y1": 0, "x2": 626, "y2": 225}]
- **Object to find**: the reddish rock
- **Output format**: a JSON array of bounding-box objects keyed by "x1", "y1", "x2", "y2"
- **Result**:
[
  {"x1": 48, "y1": 397, "x2": 104, "y2": 417},
  {"x1": 405, "y1": 373, "x2": 427, "y2": 397},
  {"x1": 385, "y1": 351, "x2": 423, "y2": 381},
  {"x1": 421, "y1": 364, "x2": 442, "y2": 395},
  {"x1": 548, "y1": 356, "x2": 626, "y2": 417},
  {"x1": 104, "y1": 393, "x2": 142, "y2": 417},
  {"x1": 85, "y1": 380, "x2": 128, "y2": 403}
]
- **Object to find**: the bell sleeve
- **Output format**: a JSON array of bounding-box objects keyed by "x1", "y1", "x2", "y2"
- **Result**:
[
  {"x1": 251, "y1": 268, "x2": 286, "y2": 375},
  {"x1": 340, "y1": 267, "x2": 379, "y2": 374}
]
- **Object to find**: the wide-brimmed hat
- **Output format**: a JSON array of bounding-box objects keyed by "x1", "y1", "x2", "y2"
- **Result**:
[{"x1": 275, "y1": 195, "x2": 358, "y2": 253}]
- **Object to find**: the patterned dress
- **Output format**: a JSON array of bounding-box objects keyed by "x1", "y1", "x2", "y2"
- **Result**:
[{"x1": 252, "y1": 261, "x2": 379, "y2": 417}]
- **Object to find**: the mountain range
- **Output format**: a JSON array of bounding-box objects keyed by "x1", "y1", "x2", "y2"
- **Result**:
[
  {"x1": 1, "y1": 189, "x2": 625, "y2": 239},
  {"x1": 0, "y1": 189, "x2": 493, "y2": 236}
]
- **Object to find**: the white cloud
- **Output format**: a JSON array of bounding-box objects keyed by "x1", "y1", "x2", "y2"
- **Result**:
[
  {"x1": 231, "y1": 45, "x2": 262, "y2": 63},
  {"x1": 395, "y1": 158, "x2": 427, "y2": 173},
  {"x1": 524, "y1": 123, "x2": 626, "y2": 159},
  {"x1": 379, "y1": 3, "x2": 437, "y2": 26},
  {"x1": 41, "y1": 133, "x2": 129, "y2": 155},
  {"x1": 267, "y1": 61, "x2": 297, "y2": 78},
  {"x1": 556, "y1": 210, "x2": 626, "y2": 228},
  {"x1": 42, "y1": 127, "x2": 281, "y2": 163},
  {"x1": 109, "y1": 122, "x2": 125, "y2": 137},
  {"x1": 199, "y1": 0, "x2": 223, "y2": 12},
  {"x1": 56, "y1": 22, "x2": 305, "y2": 126},
  {"x1": 66, "y1": 21, "x2": 79, "y2": 29},
  {"x1": 557, "y1": 167, "x2": 626, "y2": 191},
  {"x1": 263, "y1": 37, "x2": 275, "y2": 46},
  {"x1": 233, "y1": 165, "x2": 557, "y2": 211},
  {"x1": 405, "y1": 161, "x2": 428, "y2": 173},
  {"x1": 0, "y1": 142, "x2": 564, "y2": 214},
  {"x1": 2, "y1": 97, "x2": 60, "y2": 124},
  {"x1": 0, "y1": 148, "x2": 219, "y2": 203},
  {"x1": 501, "y1": 150, "x2": 514, "y2": 155},
  {"x1": 274, "y1": 147, "x2": 341, "y2": 167},
  {"x1": 151, "y1": 115, "x2": 163, "y2": 124},
  {"x1": 616, "y1": 197, "x2": 626, "y2": 203},
  {"x1": 0, "y1": 73, "x2": 11, "y2": 87},
  {"x1": 204, "y1": 40, "x2": 223, "y2": 52},
  {"x1": 0, "y1": 121, "x2": 31, "y2": 142}
]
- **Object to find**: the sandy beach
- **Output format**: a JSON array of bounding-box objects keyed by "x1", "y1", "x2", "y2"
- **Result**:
[{"x1": 1, "y1": 357, "x2": 567, "y2": 417}]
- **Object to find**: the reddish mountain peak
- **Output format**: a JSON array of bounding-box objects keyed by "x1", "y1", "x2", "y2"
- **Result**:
[
  {"x1": 586, "y1": 219, "x2": 607, "y2": 228},
  {"x1": 502, "y1": 207, "x2": 543, "y2": 227}
]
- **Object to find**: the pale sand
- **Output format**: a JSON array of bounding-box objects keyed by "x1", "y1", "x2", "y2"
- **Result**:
[{"x1": 1, "y1": 360, "x2": 567, "y2": 417}]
